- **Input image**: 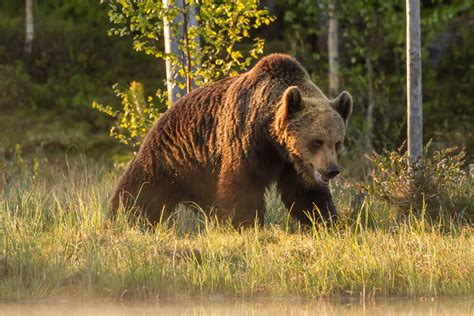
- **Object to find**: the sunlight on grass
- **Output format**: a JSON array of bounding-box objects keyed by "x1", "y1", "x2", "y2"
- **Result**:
[{"x1": 0, "y1": 157, "x2": 473, "y2": 301}]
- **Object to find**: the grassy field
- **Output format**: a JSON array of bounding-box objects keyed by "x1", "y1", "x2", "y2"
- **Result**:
[{"x1": 0, "y1": 155, "x2": 473, "y2": 301}]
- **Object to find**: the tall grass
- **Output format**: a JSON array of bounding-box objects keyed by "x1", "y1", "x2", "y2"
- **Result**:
[{"x1": 0, "y1": 155, "x2": 473, "y2": 301}]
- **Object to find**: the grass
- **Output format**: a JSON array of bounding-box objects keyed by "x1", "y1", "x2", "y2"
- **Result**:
[{"x1": 0, "y1": 155, "x2": 473, "y2": 301}]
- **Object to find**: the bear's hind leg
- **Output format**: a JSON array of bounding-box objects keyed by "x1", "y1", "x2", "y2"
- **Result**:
[{"x1": 112, "y1": 181, "x2": 178, "y2": 226}]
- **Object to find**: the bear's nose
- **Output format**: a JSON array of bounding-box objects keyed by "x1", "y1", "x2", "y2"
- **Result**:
[{"x1": 326, "y1": 165, "x2": 340, "y2": 179}]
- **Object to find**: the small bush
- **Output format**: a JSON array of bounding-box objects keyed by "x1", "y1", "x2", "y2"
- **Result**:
[
  {"x1": 367, "y1": 145, "x2": 472, "y2": 222},
  {"x1": 93, "y1": 82, "x2": 165, "y2": 149}
]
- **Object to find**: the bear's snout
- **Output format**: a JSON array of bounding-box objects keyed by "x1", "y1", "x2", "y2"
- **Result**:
[{"x1": 325, "y1": 164, "x2": 340, "y2": 179}]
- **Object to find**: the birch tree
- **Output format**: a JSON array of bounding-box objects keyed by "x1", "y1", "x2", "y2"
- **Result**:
[
  {"x1": 162, "y1": 0, "x2": 201, "y2": 104},
  {"x1": 163, "y1": 0, "x2": 186, "y2": 105},
  {"x1": 95, "y1": 0, "x2": 274, "y2": 148},
  {"x1": 406, "y1": 0, "x2": 423, "y2": 164},
  {"x1": 328, "y1": 1, "x2": 339, "y2": 97},
  {"x1": 24, "y1": 0, "x2": 34, "y2": 55}
]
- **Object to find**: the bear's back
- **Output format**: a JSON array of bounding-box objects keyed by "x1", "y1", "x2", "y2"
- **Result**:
[
  {"x1": 138, "y1": 76, "x2": 238, "y2": 174},
  {"x1": 137, "y1": 54, "x2": 324, "y2": 174}
]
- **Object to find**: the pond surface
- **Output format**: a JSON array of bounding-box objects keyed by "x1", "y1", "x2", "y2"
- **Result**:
[{"x1": 0, "y1": 297, "x2": 473, "y2": 315}]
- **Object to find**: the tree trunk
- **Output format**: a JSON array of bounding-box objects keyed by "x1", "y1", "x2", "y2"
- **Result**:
[
  {"x1": 163, "y1": 0, "x2": 199, "y2": 105},
  {"x1": 182, "y1": 1, "x2": 200, "y2": 93},
  {"x1": 24, "y1": 0, "x2": 34, "y2": 55},
  {"x1": 182, "y1": 3, "x2": 192, "y2": 94},
  {"x1": 406, "y1": 0, "x2": 423, "y2": 164},
  {"x1": 163, "y1": 0, "x2": 187, "y2": 105},
  {"x1": 365, "y1": 57, "x2": 374, "y2": 151},
  {"x1": 328, "y1": 2, "x2": 339, "y2": 97}
]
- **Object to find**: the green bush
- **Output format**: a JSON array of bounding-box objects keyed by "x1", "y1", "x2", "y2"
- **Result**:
[
  {"x1": 367, "y1": 145, "x2": 472, "y2": 222},
  {"x1": 93, "y1": 82, "x2": 165, "y2": 149}
]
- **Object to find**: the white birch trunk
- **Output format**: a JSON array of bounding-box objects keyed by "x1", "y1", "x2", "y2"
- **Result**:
[
  {"x1": 328, "y1": 2, "x2": 339, "y2": 97},
  {"x1": 163, "y1": 0, "x2": 199, "y2": 105},
  {"x1": 163, "y1": 0, "x2": 186, "y2": 105},
  {"x1": 406, "y1": 0, "x2": 423, "y2": 164},
  {"x1": 182, "y1": 1, "x2": 200, "y2": 93},
  {"x1": 24, "y1": 0, "x2": 34, "y2": 55}
]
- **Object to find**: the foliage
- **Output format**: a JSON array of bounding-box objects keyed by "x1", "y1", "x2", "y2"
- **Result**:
[
  {"x1": 283, "y1": 0, "x2": 328, "y2": 80},
  {"x1": 106, "y1": 0, "x2": 274, "y2": 86},
  {"x1": 284, "y1": 0, "x2": 405, "y2": 151},
  {"x1": 0, "y1": 0, "x2": 106, "y2": 23},
  {"x1": 0, "y1": 63, "x2": 35, "y2": 109},
  {"x1": 93, "y1": 82, "x2": 165, "y2": 148},
  {"x1": 0, "y1": 0, "x2": 473, "y2": 160},
  {"x1": 281, "y1": 0, "x2": 473, "y2": 155},
  {"x1": 95, "y1": 0, "x2": 274, "y2": 149},
  {"x1": 0, "y1": 4, "x2": 159, "y2": 156},
  {"x1": 367, "y1": 144, "x2": 472, "y2": 221},
  {"x1": 422, "y1": 14, "x2": 474, "y2": 153}
]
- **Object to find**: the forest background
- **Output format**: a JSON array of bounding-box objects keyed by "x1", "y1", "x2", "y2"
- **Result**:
[{"x1": 0, "y1": 0, "x2": 472, "y2": 166}]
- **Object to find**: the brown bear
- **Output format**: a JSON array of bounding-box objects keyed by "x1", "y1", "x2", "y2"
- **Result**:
[{"x1": 111, "y1": 54, "x2": 352, "y2": 227}]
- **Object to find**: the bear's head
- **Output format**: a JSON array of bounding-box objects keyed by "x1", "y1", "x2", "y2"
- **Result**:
[{"x1": 275, "y1": 86, "x2": 352, "y2": 187}]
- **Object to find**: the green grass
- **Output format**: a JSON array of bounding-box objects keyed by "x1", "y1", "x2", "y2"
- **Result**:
[{"x1": 0, "y1": 156, "x2": 473, "y2": 301}]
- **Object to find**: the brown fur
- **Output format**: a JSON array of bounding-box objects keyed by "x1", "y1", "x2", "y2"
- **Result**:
[{"x1": 111, "y1": 54, "x2": 352, "y2": 227}]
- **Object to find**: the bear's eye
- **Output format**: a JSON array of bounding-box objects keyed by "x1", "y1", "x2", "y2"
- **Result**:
[
  {"x1": 310, "y1": 140, "x2": 323, "y2": 150},
  {"x1": 335, "y1": 142, "x2": 342, "y2": 152}
]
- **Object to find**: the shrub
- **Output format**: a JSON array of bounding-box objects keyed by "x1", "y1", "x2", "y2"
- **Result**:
[
  {"x1": 367, "y1": 144, "x2": 472, "y2": 222},
  {"x1": 93, "y1": 82, "x2": 164, "y2": 149}
]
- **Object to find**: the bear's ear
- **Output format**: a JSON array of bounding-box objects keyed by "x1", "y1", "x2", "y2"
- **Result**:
[
  {"x1": 283, "y1": 86, "x2": 303, "y2": 116},
  {"x1": 330, "y1": 91, "x2": 353, "y2": 125},
  {"x1": 276, "y1": 86, "x2": 304, "y2": 130}
]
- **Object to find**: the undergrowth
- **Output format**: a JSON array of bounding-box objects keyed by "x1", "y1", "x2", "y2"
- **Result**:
[{"x1": 0, "y1": 150, "x2": 472, "y2": 301}]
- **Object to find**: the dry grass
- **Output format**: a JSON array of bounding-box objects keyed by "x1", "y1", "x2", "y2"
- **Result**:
[{"x1": 0, "y1": 156, "x2": 473, "y2": 301}]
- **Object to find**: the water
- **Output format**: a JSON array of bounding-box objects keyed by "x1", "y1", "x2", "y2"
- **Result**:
[{"x1": 0, "y1": 297, "x2": 473, "y2": 315}]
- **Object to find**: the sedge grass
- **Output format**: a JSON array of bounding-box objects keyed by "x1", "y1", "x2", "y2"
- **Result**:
[{"x1": 0, "y1": 157, "x2": 473, "y2": 301}]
